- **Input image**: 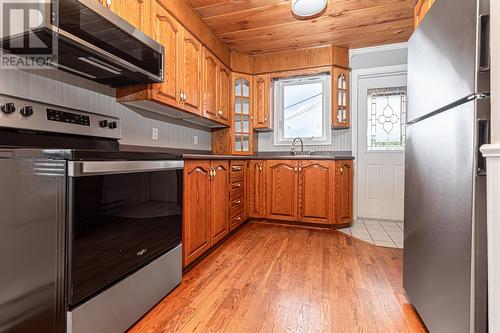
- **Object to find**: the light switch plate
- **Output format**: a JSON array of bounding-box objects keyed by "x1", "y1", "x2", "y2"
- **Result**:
[
  {"x1": 193, "y1": 135, "x2": 199, "y2": 145},
  {"x1": 152, "y1": 128, "x2": 159, "y2": 140}
]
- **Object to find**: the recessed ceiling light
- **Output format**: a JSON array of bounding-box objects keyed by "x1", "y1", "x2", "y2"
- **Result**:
[{"x1": 291, "y1": 0, "x2": 328, "y2": 19}]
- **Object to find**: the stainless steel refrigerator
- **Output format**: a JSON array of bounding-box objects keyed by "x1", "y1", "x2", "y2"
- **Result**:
[{"x1": 404, "y1": 0, "x2": 490, "y2": 332}]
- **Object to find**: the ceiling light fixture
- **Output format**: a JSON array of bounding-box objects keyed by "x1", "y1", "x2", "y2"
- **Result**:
[{"x1": 291, "y1": 0, "x2": 328, "y2": 19}]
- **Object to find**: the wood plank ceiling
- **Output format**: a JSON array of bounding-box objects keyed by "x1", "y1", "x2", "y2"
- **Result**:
[{"x1": 185, "y1": 0, "x2": 414, "y2": 54}]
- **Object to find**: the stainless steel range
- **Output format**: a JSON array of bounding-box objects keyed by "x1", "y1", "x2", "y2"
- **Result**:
[{"x1": 0, "y1": 95, "x2": 183, "y2": 333}]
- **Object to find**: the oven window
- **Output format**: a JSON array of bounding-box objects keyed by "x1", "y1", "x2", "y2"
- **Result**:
[{"x1": 70, "y1": 170, "x2": 182, "y2": 306}]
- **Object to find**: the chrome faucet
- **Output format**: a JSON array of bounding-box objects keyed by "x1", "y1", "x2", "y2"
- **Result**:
[{"x1": 290, "y1": 138, "x2": 304, "y2": 156}]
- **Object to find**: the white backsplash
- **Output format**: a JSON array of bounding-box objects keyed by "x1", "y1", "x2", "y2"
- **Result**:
[
  {"x1": 257, "y1": 128, "x2": 352, "y2": 152},
  {"x1": 0, "y1": 68, "x2": 212, "y2": 150}
]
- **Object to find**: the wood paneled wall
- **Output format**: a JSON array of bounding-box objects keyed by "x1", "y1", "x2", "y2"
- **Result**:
[{"x1": 231, "y1": 45, "x2": 350, "y2": 75}]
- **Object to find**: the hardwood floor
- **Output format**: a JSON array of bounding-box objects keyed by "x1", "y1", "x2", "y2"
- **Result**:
[{"x1": 128, "y1": 222, "x2": 428, "y2": 333}]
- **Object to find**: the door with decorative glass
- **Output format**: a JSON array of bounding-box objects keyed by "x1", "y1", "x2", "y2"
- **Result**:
[
  {"x1": 357, "y1": 72, "x2": 407, "y2": 220},
  {"x1": 232, "y1": 73, "x2": 254, "y2": 155}
]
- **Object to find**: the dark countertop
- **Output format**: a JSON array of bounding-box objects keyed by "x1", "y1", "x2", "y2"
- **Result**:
[{"x1": 120, "y1": 145, "x2": 354, "y2": 160}]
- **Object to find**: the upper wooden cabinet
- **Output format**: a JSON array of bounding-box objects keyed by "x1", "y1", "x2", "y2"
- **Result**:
[
  {"x1": 248, "y1": 160, "x2": 266, "y2": 218},
  {"x1": 217, "y1": 64, "x2": 231, "y2": 125},
  {"x1": 179, "y1": 29, "x2": 202, "y2": 115},
  {"x1": 253, "y1": 74, "x2": 271, "y2": 130},
  {"x1": 116, "y1": 1, "x2": 228, "y2": 128},
  {"x1": 152, "y1": 1, "x2": 180, "y2": 107},
  {"x1": 266, "y1": 160, "x2": 299, "y2": 221},
  {"x1": 231, "y1": 73, "x2": 254, "y2": 155},
  {"x1": 202, "y1": 48, "x2": 230, "y2": 126},
  {"x1": 332, "y1": 67, "x2": 350, "y2": 129},
  {"x1": 334, "y1": 160, "x2": 353, "y2": 224},
  {"x1": 298, "y1": 161, "x2": 332, "y2": 224},
  {"x1": 414, "y1": 0, "x2": 436, "y2": 29},
  {"x1": 104, "y1": 0, "x2": 152, "y2": 37},
  {"x1": 202, "y1": 48, "x2": 219, "y2": 120}
]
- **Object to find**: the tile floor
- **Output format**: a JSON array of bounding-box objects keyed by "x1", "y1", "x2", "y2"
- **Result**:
[{"x1": 337, "y1": 219, "x2": 404, "y2": 249}]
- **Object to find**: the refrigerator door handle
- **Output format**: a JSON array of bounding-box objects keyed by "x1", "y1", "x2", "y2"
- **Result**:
[
  {"x1": 477, "y1": 118, "x2": 490, "y2": 176},
  {"x1": 479, "y1": 14, "x2": 490, "y2": 72}
]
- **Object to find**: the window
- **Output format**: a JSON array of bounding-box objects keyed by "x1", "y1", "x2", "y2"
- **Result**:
[
  {"x1": 367, "y1": 86, "x2": 407, "y2": 151},
  {"x1": 274, "y1": 74, "x2": 331, "y2": 145}
]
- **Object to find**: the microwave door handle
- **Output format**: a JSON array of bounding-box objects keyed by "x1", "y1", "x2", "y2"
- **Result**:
[{"x1": 68, "y1": 160, "x2": 184, "y2": 177}]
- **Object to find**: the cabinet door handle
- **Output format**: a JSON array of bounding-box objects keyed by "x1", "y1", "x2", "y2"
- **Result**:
[
  {"x1": 294, "y1": 167, "x2": 298, "y2": 172},
  {"x1": 232, "y1": 183, "x2": 242, "y2": 188},
  {"x1": 340, "y1": 167, "x2": 343, "y2": 173},
  {"x1": 218, "y1": 110, "x2": 223, "y2": 116},
  {"x1": 264, "y1": 116, "x2": 267, "y2": 123},
  {"x1": 232, "y1": 166, "x2": 243, "y2": 171},
  {"x1": 235, "y1": 216, "x2": 242, "y2": 221}
]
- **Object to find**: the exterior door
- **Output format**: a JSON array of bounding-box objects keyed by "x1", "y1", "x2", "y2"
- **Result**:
[
  {"x1": 183, "y1": 161, "x2": 211, "y2": 266},
  {"x1": 152, "y1": 1, "x2": 180, "y2": 106},
  {"x1": 356, "y1": 72, "x2": 407, "y2": 220},
  {"x1": 210, "y1": 161, "x2": 229, "y2": 245},
  {"x1": 266, "y1": 160, "x2": 298, "y2": 220},
  {"x1": 299, "y1": 160, "x2": 331, "y2": 224},
  {"x1": 248, "y1": 160, "x2": 266, "y2": 218}
]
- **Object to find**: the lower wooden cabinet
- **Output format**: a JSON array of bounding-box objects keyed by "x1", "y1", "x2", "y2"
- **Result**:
[
  {"x1": 183, "y1": 160, "x2": 229, "y2": 267},
  {"x1": 248, "y1": 160, "x2": 266, "y2": 218},
  {"x1": 334, "y1": 160, "x2": 353, "y2": 224},
  {"x1": 258, "y1": 159, "x2": 353, "y2": 225},
  {"x1": 266, "y1": 160, "x2": 299, "y2": 221},
  {"x1": 299, "y1": 160, "x2": 332, "y2": 224}
]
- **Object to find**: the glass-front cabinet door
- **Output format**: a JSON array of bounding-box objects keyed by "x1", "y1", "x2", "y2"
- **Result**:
[
  {"x1": 232, "y1": 73, "x2": 254, "y2": 155},
  {"x1": 332, "y1": 67, "x2": 350, "y2": 129}
]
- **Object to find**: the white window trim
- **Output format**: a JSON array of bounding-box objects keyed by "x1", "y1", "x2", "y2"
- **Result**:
[{"x1": 273, "y1": 74, "x2": 331, "y2": 146}]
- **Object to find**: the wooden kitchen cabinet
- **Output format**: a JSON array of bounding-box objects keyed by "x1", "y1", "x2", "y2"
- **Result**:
[
  {"x1": 298, "y1": 161, "x2": 332, "y2": 224},
  {"x1": 248, "y1": 160, "x2": 266, "y2": 218},
  {"x1": 103, "y1": 0, "x2": 151, "y2": 37},
  {"x1": 179, "y1": 29, "x2": 202, "y2": 115},
  {"x1": 202, "y1": 47, "x2": 230, "y2": 126},
  {"x1": 202, "y1": 48, "x2": 218, "y2": 121},
  {"x1": 231, "y1": 73, "x2": 254, "y2": 155},
  {"x1": 210, "y1": 161, "x2": 230, "y2": 245},
  {"x1": 217, "y1": 63, "x2": 231, "y2": 125},
  {"x1": 183, "y1": 161, "x2": 212, "y2": 267},
  {"x1": 151, "y1": 0, "x2": 180, "y2": 107},
  {"x1": 334, "y1": 160, "x2": 353, "y2": 224},
  {"x1": 183, "y1": 160, "x2": 230, "y2": 267},
  {"x1": 266, "y1": 160, "x2": 299, "y2": 221},
  {"x1": 332, "y1": 67, "x2": 350, "y2": 129},
  {"x1": 253, "y1": 74, "x2": 271, "y2": 130},
  {"x1": 229, "y1": 161, "x2": 246, "y2": 231}
]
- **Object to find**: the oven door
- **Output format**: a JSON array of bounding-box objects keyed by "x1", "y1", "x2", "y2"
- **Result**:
[{"x1": 67, "y1": 160, "x2": 183, "y2": 307}]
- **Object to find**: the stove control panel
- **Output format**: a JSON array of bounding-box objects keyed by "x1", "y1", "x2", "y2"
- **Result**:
[{"x1": 0, "y1": 95, "x2": 122, "y2": 140}]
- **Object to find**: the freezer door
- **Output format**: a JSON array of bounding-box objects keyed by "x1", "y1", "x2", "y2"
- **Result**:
[
  {"x1": 0, "y1": 155, "x2": 66, "y2": 333},
  {"x1": 403, "y1": 100, "x2": 482, "y2": 333},
  {"x1": 407, "y1": 0, "x2": 480, "y2": 122}
]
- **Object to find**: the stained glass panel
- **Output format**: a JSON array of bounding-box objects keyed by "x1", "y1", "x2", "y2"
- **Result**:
[{"x1": 367, "y1": 87, "x2": 407, "y2": 151}]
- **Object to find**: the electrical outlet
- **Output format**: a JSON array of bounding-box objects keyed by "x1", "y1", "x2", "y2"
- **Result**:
[
  {"x1": 152, "y1": 128, "x2": 159, "y2": 140},
  {"x1": 193, "y1": 135, "x2": 199, "y2": 145}
]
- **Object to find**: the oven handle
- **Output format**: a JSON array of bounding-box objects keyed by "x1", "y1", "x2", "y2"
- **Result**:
[{"x1": 68, "y1": 160, "x2": 184, "y2": 177}]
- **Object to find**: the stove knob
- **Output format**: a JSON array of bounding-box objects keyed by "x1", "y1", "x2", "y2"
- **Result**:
[
  {"x1": 108, "y1": 121, "x2": 117, "y2": 129},
  {"x1": 20, "y1": 105, "x2": 34, "y2": 117},
  {"x1": 99, "y1": 120, "x2": 108, "y2": 128},
  {"x1": 1, "y1": 102, "x2": 15, "y2": 114}
]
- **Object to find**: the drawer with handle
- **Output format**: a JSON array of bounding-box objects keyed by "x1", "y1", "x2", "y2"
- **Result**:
[
  {"x1": 230, "y1": 163, "x2": 245, "y2": 177},
  {"x1": 230, "y1": 180, "x2": 244, "y2": 196},
  {"x1": 230, "y1": 211, "x2": 244, "y2": 231},
  {"x1": 230, "y1": 195, "x2": 244, "y2": 212}
]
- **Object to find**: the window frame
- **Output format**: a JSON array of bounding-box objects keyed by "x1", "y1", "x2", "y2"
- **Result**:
[{"x1": 273, "y1": 74, "x2": 332, "y2": 146}]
